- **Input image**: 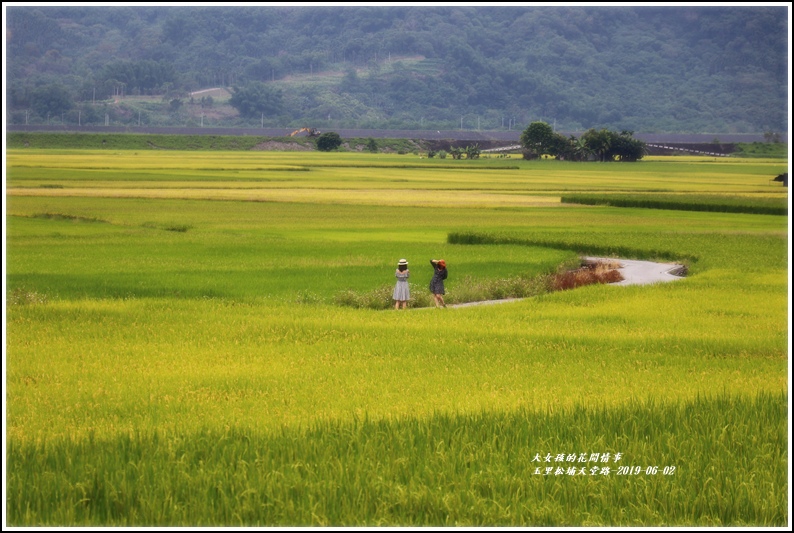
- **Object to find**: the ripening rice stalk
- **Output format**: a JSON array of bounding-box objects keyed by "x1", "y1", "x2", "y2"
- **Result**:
[{"x1": 6, "y1": 391, "x2": 786, "y2": 526}]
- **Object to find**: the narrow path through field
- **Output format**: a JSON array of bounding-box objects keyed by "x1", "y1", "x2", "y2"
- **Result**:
[
  {"x1": 444, "y1": 257, "x2": 685, "y2": 309},
  {"x1": 587, "y1": 257, "x2": 685, "y2": 287}
]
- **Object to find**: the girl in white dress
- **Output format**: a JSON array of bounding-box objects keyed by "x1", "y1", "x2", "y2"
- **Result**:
[{"x1": 393, "y1": 259, "x2": 410, "y2": 309}]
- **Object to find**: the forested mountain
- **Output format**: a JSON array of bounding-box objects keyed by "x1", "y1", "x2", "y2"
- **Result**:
[{"x1": 5, "y1": 5, "x2": 789, "y2": 133}]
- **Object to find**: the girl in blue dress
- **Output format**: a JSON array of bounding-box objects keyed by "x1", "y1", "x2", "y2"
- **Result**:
[{"x1": 429, "y1": 259, "x2": 447, "y2": 308}]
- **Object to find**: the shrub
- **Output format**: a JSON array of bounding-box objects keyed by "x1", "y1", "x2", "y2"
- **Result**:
[
  {"x1": 316, "y1": 132, "x2": 343, "y2": 152},
  {"x1": 549, "y1": 261, "x2": 624, "y2": 291}
]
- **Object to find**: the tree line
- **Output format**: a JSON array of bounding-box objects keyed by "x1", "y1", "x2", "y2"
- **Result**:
[{"x1": 521, "y1": 121, "x2": 647, "y2": 162}]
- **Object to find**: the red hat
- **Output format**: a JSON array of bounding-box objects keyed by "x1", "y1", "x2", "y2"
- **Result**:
[{"x1": 438, "y1": 260, "x2": 446, "y2": 268}]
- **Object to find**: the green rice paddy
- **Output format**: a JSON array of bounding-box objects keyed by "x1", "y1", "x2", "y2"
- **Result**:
[{"x1": 4, "y1": 148, "x2": 790, "y2": 526}]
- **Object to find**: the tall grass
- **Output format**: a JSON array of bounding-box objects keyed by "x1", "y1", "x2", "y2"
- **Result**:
[
  {"x1": 6, "y1": 132, "x2": 309, "y2": 151},
  {"x1": 732, "y1": 142, "x2": 788, "y2": 158},
  {"x1": 6, "y1": 392, "x2": 786, "y2": 526},
  {"x1": 561, "y1": 193, "x2": 788, "y2": 215},
  {"x1": 448, "y1": 231, "x2": 692, "y2": 264}
]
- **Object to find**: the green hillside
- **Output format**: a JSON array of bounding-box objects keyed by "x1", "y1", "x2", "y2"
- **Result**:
[{"x1": 5, "y1": 6, "x2": 789, "y2": 133}]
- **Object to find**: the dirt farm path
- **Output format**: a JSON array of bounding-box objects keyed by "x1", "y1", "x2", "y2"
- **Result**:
[{"x1": 445, "y1": 257, "x2": 686, "y2": 309}]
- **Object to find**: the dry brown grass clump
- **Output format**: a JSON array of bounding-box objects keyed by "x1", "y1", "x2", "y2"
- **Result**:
[{"x1": 550, "y1": 261, "x2": 624, "y2": 291}]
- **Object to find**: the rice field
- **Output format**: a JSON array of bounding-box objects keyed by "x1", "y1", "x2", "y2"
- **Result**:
[{"x1": 4, "y1": 148, "x2": 790, "y2": 526}]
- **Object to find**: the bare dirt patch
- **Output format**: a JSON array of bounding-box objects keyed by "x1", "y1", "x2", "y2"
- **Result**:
[{"x1": 251, "y1": 141, "x2": 314, "y2": 151}]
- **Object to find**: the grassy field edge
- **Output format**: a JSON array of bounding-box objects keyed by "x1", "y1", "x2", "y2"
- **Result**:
[{"x1": 6, "y1": 390, "x2": 787, "y2": 526}]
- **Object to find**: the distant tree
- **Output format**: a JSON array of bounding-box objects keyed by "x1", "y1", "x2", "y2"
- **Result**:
[
  {"x1": 763, "y1": 131, "x2": 782, "y2": 143},
  {"x1": 580, "y1": 128, "x2": 646, "y2": 162},
  {"x1": 159, "y1": 82, "x2": 175, "y2": 99},
  {"x1": 608, "y1": 130, "x2": 646, "y2": 162},
  {"x1": 316, "y1": 132, "x2": 343, "y2": 152},
  {"x1": 76, "y1": 103, "x2": 101, "y2": 125},
  {"x1": 30, "y1": 84, "x2": 73, "y2": 118},
  {"x1": 366, "y1": 137, "x2": 378, "y2": 153},
  {"x1": 8, "y1": 81, "x2": 31, "y2": 108},
  {"x1": 570, "y1": 135, "x2": 593, "y2": 161},
  {"x1": 547, "y1": 133, "x2": 575, "y2": 160},
  {"x1": 100, "y1": 60, "x2": 176, "y2": 94},
  {"x1": 448, "y1": 146, "x2": 463, "y2": 159},
  {"x1": 520, "y1": 121, "x2": 555, "y2": 158},
  {"x1": 229, "y1": 82, "x2": 283, "y2": 119},
  {"x1": 465, "y1": 144, "x2": 481, "y2": 159},
  {"x1": 341, "y1": 68, "x2": 362, "y2": 93},
  {"x1": 581, "y1": 128, "x2": 613, "y2": 162}
]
